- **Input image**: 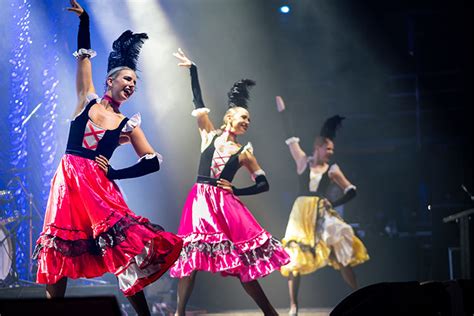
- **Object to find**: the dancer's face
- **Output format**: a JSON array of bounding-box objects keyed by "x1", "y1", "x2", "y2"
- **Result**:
[
  {"x1": 107, "y1": 69, "x2": 137, "y2": 103},
  {"x1": 314, "y1": 138, "x2": 334, "y2": 163},
  {"x1": 225, "y1": 107, "x2": 251, "y2": 135}
]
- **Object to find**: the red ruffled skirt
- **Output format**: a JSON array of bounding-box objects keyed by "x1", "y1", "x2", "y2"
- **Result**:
[
  {"x1": 170, "y1": 183, "x2": 290, "y2": 282},
  {"x1": 34, "y1": 154, "x2": 183, "y2": 296}
]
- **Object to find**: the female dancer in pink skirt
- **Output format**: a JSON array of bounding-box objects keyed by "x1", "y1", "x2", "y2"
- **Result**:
[
  {"x1": 33, "y1": 2, "x2": 182, "y2": 315},
  {"x1": 170, "y1": 49, "x2": 290, "y2": 315}
]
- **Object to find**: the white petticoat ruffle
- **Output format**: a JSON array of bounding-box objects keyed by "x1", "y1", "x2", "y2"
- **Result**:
[
  {"x1": 117, "y1": 242, "x2": 161, "y2": 295},
  {"x1": 320, "y1": 213, "x2": 354, "y2": 267}
]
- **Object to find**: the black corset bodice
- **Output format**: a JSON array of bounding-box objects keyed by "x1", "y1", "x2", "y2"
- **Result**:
[
  {"x1": 297, "y1": 164, "x2": 331, "y2": 198},
  {"x1": 65, "y1": 99, "x2": 129, "y2": 160},
  {"x1": 197, "y1": 135, "x2": 245, "y2": 183}
]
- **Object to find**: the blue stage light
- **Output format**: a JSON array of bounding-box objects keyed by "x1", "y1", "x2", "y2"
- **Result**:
[{"x1": 280, "y1": 5, "x2": 290, "y2": 14}]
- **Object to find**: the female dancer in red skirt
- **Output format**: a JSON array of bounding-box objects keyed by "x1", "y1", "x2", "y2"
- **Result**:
[
  {"x1": 33, "y1": 1, "x2": 182, "y2": 315},
  {"x1": 170, "y1": 49, "x2": 290, "y2": 315}
]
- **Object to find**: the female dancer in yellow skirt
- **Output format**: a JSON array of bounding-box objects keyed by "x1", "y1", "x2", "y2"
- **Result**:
[{"x1": 276, "y1": 97, "x2": 369, "y2": 316}]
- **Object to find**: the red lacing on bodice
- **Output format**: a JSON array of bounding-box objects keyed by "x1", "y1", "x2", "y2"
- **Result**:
[{"x1": 82, "y1": 120, "x2": 106, "y2": 150}]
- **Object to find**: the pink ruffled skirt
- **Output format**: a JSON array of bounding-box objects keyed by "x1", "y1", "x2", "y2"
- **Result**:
[
  {"x1": 34, "y1": 154, "x2": 183, "y2": 296},
  {"x1": 170, "y1": 183, "x2": 289, "y2": 282}
]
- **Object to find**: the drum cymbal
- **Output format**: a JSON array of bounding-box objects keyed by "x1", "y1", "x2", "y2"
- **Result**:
[
  {"x1": 0, "y1": 224, "x2": 13, "y2": 281},
  {"x1": 0, "y1": 215, "x2": 20, "y2": 225},
  {"x1": 0, "y1": 190, "x2": 13, "y2": 200}
]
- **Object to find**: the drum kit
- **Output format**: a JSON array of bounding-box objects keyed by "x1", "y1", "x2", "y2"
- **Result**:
[
  {"x1": 1, "y1": 189, "x2": 16, "y2": 284},
  {"x1": 0, "y1": 172, "x2": 43, "y2": 286}
]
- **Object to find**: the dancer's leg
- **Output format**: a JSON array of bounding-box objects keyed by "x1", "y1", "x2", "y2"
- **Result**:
[
  {"x1": 127, "y1": 290, "x2": 151, "y2": 316},
  {"x1": 240, "y1": 279, "x2": 278, "y2": 316},
  {"x1": 288, "y1": 273, "x2": 300, "y2": 315},
  {"x1": 340, "y1": 265, "x2": 358, "y2": 290},
  {"x1": 329, "y1": 247, "x2": 358, "y2": 290},
  {"x1": 176, "y1": 271, "x2": 198, "y2": 316},
  {"x1": 45, "y1": 277, "x2": 68, "y2": 298}
]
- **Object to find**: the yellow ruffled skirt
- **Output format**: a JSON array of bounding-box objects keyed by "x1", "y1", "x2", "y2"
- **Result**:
[{"x1": 280, "y1": 196, "x2": 369, "y2": 277}]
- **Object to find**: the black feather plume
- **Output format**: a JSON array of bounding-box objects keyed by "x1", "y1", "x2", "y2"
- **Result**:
[
  {"x1": 227, "y1": 79, "x2": 256, "y2": 108},
  {"x1": 320, "y1": 115, "x2": 345, "y2": 140},
  {"x1": 107, "y1": 30, "x2": 148, "y2": 73}
]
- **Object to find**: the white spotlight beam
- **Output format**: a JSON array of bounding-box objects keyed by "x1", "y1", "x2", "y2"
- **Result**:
[
  {"x1": 125, "y1": 0, "x2": 184, "y2": 120},
  {"x1": 89, "y1": 1, "x2": 130, "y2": 51}
]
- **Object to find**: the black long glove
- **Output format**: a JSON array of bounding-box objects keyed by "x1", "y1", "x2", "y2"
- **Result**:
[
  {"x1": 330, "y1": 187, "x2": 357, "y2": 207},
  {"x1": 281, "y1": 109, "x2": 296, "y2": 140},
  {"x1": 107, "y1": 155, "x2": 160, "y2": 180},
  {"x1": 276, "y1": 96, "x2": 296, "y2": 140},
  {"x1": 232, "y1": 175, "x2": 269, "y2": 196},
  {"x1": 77, "y1": 11, "x2": 91, "y2": 51},
  {"x1": 190, "y1": 64, "x2": 205, "y2": 109}
]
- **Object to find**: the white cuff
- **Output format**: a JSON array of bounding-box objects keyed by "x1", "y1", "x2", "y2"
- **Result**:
[
  {"x1": 73, "y1": 48, "x2": 97, "y2": 59},
  {"x1": 251, "y1": 169, "x2": 266, "y2": 181},
  {"x1": 344, "y1": 184, "x2": 357, "y2": 194},
  {"x1": 191, "y1": 108, "x2": 210, "y2": 117},
  {"x1": 285, "y1": 137, "x2": 300, "y2": 145},
  {"x1": 138, "y1": 152, "x2": 163, "y2": 165}
]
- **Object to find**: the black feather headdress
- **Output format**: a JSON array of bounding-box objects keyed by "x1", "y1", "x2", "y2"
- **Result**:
[
  {"x1": 227, "y1": 79, "x2": 256, "y2": 109},
  {"x1": 107, "y1": 30, "x2": 148, "y2": 74},
  {"x1": 320, "y1": 115, "x2": 345, "y2": 140}
]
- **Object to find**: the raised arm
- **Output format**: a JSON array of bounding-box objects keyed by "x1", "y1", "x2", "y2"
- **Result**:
[
  {"x1": 67, "y1": 0, "x2": 96, "y2": 117},
  {"x1": 286, "y1": 138, "x2": 308, "y2": 175},
  {"x1": 173, "y1": 48, "x2": 214, "y2": 133},
  {"x1": 276, "y1": 96, "x2": 307, "y2": 174}
]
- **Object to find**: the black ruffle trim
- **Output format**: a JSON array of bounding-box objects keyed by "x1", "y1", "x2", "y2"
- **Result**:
[
  {"x1": 180, "y1": 240, "x2": 234, "y2": 259},
  {"x1": 239, "y1": 238, "x2": 282, "y2": 266},
  {"x1": 285, "y1": 240, "x2": 317, "y2": 257},
  {"x1": 180, "y1": 237, "x2": 283, "y2": 266},
  {"x1": 33, "y1": 215, "x2": 164, "y2": 259}
]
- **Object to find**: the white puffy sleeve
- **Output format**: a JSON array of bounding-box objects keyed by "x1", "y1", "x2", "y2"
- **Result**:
[
  {"x1": 73, "y1": 93, "x2": 99, "y2": 119},
  {"x1": 122, "y1": 113, "x2": 142, "y2": 133},
  {"x1": 200, "y1": 129, "x2": 218, "y2": 152},
  {"x1": 242, "y1": 142, "x2": 254, "y2": 155},
  {"x1": 86, "y1": 92, "x2": 99, "y2": 103},
  {"x1": 328, "y1": 163, "x2": 341, "y2": 176}
]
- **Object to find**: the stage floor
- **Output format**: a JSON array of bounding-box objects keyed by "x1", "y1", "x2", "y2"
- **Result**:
[
  {"x1": 205, "y1": 309, "x2": 331, "y2": 316},
  {"x1": 0, "y1": 285, "x2": 333, "y2": 315}
]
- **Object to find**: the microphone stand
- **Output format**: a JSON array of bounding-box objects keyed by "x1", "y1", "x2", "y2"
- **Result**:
[{"x1": 461, "y1": 184, "x2": 474, "y2": 202}]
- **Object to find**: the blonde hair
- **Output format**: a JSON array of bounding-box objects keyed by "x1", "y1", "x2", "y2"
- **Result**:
[
  {"x1": 220, "y1": 107, "x2": 240, "y2": 130},
  {"x1": 104, "y1": 66, "x2": 136, "y2": 92}
]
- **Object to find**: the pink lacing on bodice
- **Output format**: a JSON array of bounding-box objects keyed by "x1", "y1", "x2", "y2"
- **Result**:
[{"x1": 210, "y1": 150, "x2": 231, "y2": 178}]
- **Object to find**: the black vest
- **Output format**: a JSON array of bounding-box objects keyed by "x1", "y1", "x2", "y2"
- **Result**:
[
  {"x1": 196, "y1": 134, "x2": 245, "y2": 184},
  {"x1": 297, "y1": 163, "x2": 331, "y2": 198},
  {"x1": 65, "y1": 99, "x2": 129, "y2": 160}
]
